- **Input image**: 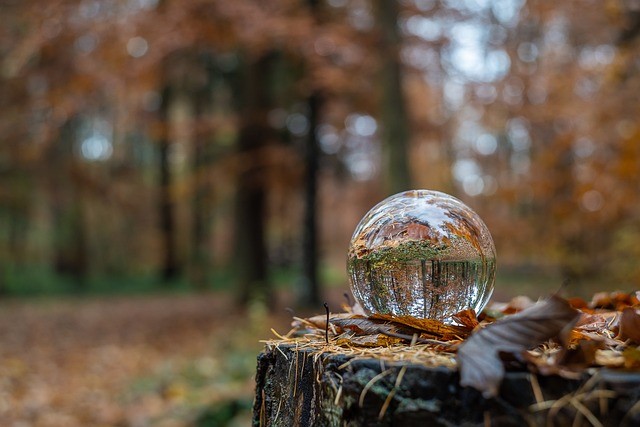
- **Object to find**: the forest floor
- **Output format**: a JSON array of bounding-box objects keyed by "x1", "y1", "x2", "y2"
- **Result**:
[
  {"x1": 0, "y1": 277, "x2": 611, "y2": 427},
  {"x1": 0, "y1": 292, "x2": 296, "y2": 427}
]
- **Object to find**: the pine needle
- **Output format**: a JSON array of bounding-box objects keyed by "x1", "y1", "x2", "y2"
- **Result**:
[{"x1": 359, "y1": 369, "x2": 393, "y2": 408}]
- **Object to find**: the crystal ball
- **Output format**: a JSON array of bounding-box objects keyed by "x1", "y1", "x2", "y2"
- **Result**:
[{"x1": 347, "y1": 190, "x2": 496, "y2": 322}]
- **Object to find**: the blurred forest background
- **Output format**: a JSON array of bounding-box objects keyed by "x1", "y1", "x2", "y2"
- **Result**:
[
  {"x1": 3, "y1": 0, "x2": 640, "y2": 300},
  {"x1": 1, "y1": 0, "x2": 640, "y2": 425}
]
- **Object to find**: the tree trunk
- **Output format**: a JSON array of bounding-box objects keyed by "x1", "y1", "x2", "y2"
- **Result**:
[
  {"x1": 376, "y1": 0, "x2": 411, "y2": 194},
  {"x1": 158, "y1": 85, "x2": 180, "y2": 283},
  {"x1": 234, "y1": 53, "x2": 275, "y2": 307},
  {"x1": 0, "y1": 207, "x2": 10, "y2": 295},
  {"x1": 298, "y1": 0, "x2": 325, "y2": 308},
  {"x1": 189, "y1": 60, "x2": 215, "y2": 291},
  {"x1": 300, "y1": 91, "x2": 321, "y2": 307},
  {"x1": 254, "y1": 344, "x2": 640, "y2": 426},
  {"x1": 299, "y1": 6, "x2": 324, "y2": 305},
  {"x1": 0, "y1": 263, "x2": 6, "y2": 296},
  {"x1": 51, "y1": 119, "x2": 88, "y2": 290}
]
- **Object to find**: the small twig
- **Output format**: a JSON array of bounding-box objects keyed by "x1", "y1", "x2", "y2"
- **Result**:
[
  {"x1": 378, "y1": 388, "x2": 397, "y2": 420},
  {"x1": 291, "y1": 316, "x2": 318, "y2": 329},
  {"x1": 530, "y1": 374, "x2": 544, "y2": 405},
  {"x1": 324, "y1": 303, "x2": 330, "y2": 344},
  {"x1": 410, "y1": 333, "x2": 418, "y2": 346},
  {"x1": 378, "y1": 365, "x2": 407, "y2": 420},
  {"x1": 270, "y1": 328, "x2": 290, "y2": 341},
  {"x1": 338, "y1": 359, "x2": 354, "y2": 370},
  {"x1": 273, "y1": 398, "x2": 283, "y2": 425},
  {"x1": 334, "y1": 385, "x2": 343, "y2": 405},
  {"x1": 359, "y1": 369, "x2": 393, "y2": 407},
  {"x1": 274, "y1": 344, "x2": 289, "y2": 361},
  {"x1": 530, "y1": 390, "x2": 617, "y2": 412},
  {"x1": 570, "y1": 397, "x2": 602, "y2": 427}
]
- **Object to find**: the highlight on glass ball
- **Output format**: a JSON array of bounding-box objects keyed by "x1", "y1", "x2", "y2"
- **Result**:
[{"x1": 347, "y1": 190, "x2": 496, "y2": 323}]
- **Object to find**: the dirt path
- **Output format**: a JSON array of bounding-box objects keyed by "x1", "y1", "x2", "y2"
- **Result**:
[{"x1": 0, "y1": 293, "x2": 290, "y2": 427}]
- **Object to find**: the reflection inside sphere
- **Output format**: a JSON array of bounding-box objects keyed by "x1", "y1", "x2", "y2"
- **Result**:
[{"x1": 347, "y1": 190, "x2": 496, "y2": 322}]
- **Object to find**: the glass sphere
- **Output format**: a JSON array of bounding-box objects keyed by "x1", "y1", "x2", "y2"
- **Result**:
[{"x1": 347, "y1": 190, "x2": 496, "y2": 322}]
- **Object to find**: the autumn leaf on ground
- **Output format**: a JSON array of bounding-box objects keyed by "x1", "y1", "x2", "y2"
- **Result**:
[
  {"x1": 590, "y1": 291, "x2": 640, "y2": 310},
  {"x1": 457, "y1": 295, "x2": 579, "y2": 398},
  {"x1": 452, "y1": 309, "x2": 479, "y2": 330},
  {"x1": 370, "y1": 313, "x2": 471, "y2": 340},
  {"x1": 331, "y1": 314, "x2": 470, "y2": 342},
  {"x1": 330, "y1": 316, "x2": 414, "y2": 336},
  {"x1": 617, "y1": 307, "x2": 640, "y2": 344},
  {"x1": 558, "y1": 339, "x2": 606, "y2": 368}
]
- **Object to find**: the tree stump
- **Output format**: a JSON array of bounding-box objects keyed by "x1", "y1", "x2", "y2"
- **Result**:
[{"x1": 253, "y1": 344, "x2": 640, "y2": 426}]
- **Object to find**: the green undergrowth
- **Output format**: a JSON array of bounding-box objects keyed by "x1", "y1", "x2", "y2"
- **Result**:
[{"x1": 0, "y1": 263, "x2": 343, "y2": 298}]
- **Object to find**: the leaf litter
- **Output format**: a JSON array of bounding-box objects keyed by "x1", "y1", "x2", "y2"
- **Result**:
[
  {"x1": 457, "y1": 295, "x2": 579, "y2": 397},
  {"x1": 0, "y1": 293, "x2": 285, "y2": 427},
  {"x1": 267, "y1": 290, "x2": 640, "y2": 399}
]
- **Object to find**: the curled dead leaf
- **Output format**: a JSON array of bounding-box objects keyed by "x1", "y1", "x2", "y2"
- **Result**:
[
  {"x1": 559, "y1": 339, "x2": 606, "y2": 368},
  {"x1": 369, "y1": 313, "x2": 470, "y2": 340},
  {"x1": 330, "y1": 316, "x2": 413, "y2": 336},
  {"x1": 567, "y1": 296, "x2": 589, "y2": 309},
  {"x1": 451, "y1": 309, "x2": 479, "y2": 330},
  {"x1": 485, "y1": 295, "x2": 535, "y2": 317},
  {"x1": 457, "y1": 295, "x2": 579, "y2": 398},
  {"x1": 591, "y1": 291, "x2": 640, "y2": 310},
  {"x1": 618, "y1": 307, "x2": 640, "y2": 344}
]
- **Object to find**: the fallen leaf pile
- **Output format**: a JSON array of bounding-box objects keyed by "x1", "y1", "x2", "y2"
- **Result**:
[
  {"x1": 275, "y1": 290, "x2": 640, "y2": 398},
  {"x1": 457, "y1": 295, "x2": 578, "y2": 397}
]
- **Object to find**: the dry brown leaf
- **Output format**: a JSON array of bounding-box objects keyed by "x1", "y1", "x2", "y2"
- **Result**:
[
  {"x1": 451, "y1": 309, "x2": 479, "y2": 330},
  {"x1": 369, "y1": 313, "x2": 471, "y2": 340},
  {"x1": 567, "y1": 296, "x2": 589, "y2": 309},
  {"x1": 575, "y1": 330, "x2": 620, "y2": 347},
  {"x1": 335, "y1": 334, "x2": 403, "y2": 347},
  {"x1": 330, "y1": 316, "x2": 414, "y2": 336},
  {"x1": 486, "y1": 295, "x2": 535, "y2": 315},
  {"x1": 575, "y1": 312, "x2": 616, "y2": 332},
  {"x1": 590, "y1": 291, "x2": 639, "y2": 310},
  {"x1": 595, "y1": 349, "x2": 625, "y2": 367},
  {"x1": 457, "y1": 295, "x2": 579, "y2": 398},
  {"x1": 340, "y1": 294, "x2": 367, "y2": 315},
  {"x1": 618, "y1": 307, "x2": 640, "y2": 343},
  {"x1": 559, "y1": 339, "x2": 606, "y2": 368}
]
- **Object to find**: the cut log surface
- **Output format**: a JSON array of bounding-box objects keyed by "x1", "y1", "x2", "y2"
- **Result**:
[{"x1": 253, "y1": 344, "x2": 640, "y2": 426}]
